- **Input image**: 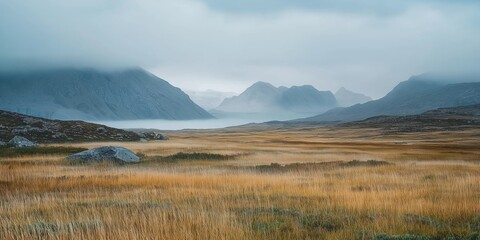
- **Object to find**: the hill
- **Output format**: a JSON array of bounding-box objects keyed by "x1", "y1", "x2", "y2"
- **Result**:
[
  {"x1": 0, "y1": 109, "x2": 142, "y2": 143},
  {"x1": 342, "y1": 104, "x2": 480, "y2": 133}
]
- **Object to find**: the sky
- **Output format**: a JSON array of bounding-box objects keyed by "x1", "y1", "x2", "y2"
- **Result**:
[{"x1": 1, "y1": 0, "x2": 479, "y2": 98}]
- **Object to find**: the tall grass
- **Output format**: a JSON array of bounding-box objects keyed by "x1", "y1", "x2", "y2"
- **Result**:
[{"x1": 1, "y1": 127, "x2": 479, "y2": 239}]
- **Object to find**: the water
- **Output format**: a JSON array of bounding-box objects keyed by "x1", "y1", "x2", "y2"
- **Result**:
[
  {"x1": 95, "y1": 118, "x2": 273, "y2": 130},
  {"x1": 93, "y1": 111, "x2": 311, "y2": 130},
  {"x1": 95, "y1": 112, "x2": 308, "y2": 130}
]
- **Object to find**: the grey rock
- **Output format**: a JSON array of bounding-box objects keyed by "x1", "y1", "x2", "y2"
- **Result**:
[
  {"x1": 8, "y1": 136, "x2": 37, "y2": 147},
  {"x1": 52, "y1": 132, "x2": 67, "y2": 139},
  {"x1": 96, "y1": 127, "x2": 107, "y2": 134},
  {"x1": 66, "y1": 146, "x2": 140, "y2": 163},
  {"x1": 152, "y1": 133, "x2": 169, "y2": 140},
  {"x1": 0, "y1": 141, "x2": 6, "y2": 146},
  {"x1": 139, "y1": 132, "x2": 169, "y2": 141}
]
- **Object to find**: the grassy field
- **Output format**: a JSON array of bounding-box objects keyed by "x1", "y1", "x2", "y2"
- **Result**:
[{"x1": 1, "y1": 126, "x2": 479, "y2": 239}]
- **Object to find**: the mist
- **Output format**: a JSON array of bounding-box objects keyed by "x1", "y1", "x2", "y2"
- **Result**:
[{"x1": 1, "y1": 0, "x2": 480, "y2": 98}]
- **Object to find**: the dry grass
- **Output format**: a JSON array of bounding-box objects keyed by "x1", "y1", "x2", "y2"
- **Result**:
[{"x1": 1, "y1": 126, "x2": 480, "y2": 239}]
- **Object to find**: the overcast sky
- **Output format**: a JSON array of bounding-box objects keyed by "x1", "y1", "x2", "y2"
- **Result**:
[{"x1": 1, "y1": 0, "x2": 479, "y2": 98}]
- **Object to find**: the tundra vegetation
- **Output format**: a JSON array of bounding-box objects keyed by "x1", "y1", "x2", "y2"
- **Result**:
[{"x1": 1, "y1": 126, "x2": 479, "y2": 240}]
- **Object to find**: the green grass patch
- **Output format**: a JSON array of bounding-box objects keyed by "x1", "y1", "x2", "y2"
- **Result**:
[
  {"x1": 0, "y1": 146, "x2": 87, "y2": 157},
  {"x1": 162, "y1": 152, "x2": 235, "y2": 161},
  {"x1": 374, "y1": 234, "x2": 431, "y2": 240}
]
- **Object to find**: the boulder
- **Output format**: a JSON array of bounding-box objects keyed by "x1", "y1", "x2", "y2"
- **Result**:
[
  {"x1": 153, "y1": 133, "x2": 169, "y2": 140},
  {"x1": 66, "y1": 146, "x2": 140, "y2": 163},
  {"x1": 0, "y1": 141, "x2": 6, "y2": 146},
  {"x1": 140, "y1": 132, "x2": 169, "y2": 141},
  {"x1": 8, "y1": 136, "x2": 37, "y2": 147},
  {"x1": 96, "y1": 127, "x2": 107, "y2": 134}
]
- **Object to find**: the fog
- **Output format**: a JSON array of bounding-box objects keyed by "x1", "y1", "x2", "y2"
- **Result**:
[
  {"x1": 96, "y1": 116, "x2": 295, "y2": 131},
  {"x1": 95, "y1": 119, "x2": 245, "y2": 131},
  {"x1": 1, "y1": 0, "x2": 480, "y2": 98}
]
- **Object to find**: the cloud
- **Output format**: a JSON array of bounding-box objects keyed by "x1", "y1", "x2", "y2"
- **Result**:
[
  {"x1": 201, "y1": 0, "x2": 480, "y2": 16},
  {"x1": 1, "y1": 0, "x2": 479, "y2": 97}
]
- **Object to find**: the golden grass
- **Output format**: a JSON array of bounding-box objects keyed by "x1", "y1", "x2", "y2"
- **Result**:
[{"x1": 1, "y1": 126, "x2": 480, "y2": 239}]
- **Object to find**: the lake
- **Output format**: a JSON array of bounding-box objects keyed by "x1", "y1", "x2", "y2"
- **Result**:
[{"x1": 95, "y1": 118, "x2": 275, "y2": 130}]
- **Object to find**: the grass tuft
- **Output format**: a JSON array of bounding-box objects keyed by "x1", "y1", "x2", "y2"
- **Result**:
[
  {"x1": 160, "y1": 152, "x2": 236, "y2": 161},
  {"x1": 0, "y1": 146, "x2": 87, "y2": 158}
]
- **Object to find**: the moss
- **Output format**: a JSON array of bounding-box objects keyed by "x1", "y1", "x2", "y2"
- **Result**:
[
  {"x1": 161, "y1": 152, "x2": 236, "y2": 161},
  {"x1": 0, "y1": 146, "x2": 87, "y2": 157}
]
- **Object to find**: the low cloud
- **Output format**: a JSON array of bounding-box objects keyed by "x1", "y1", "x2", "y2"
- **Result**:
[{"x1": 1, "y1": 0, "x2": 479, "y2": 97}]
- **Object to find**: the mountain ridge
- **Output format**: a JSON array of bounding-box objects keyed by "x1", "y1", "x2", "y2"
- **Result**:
[
  {"x1": 0, "y1": 68, "x2": 213, "y2": 121},
  {"x1": 334, "y1": 87, "x2": 372, "y2": 107},
  {"x1": 216, "y1": 81, "x2": 337, "y2": 116},
  {"x1": 299, "y1": 74, "x2": 480, "y2": 122}
]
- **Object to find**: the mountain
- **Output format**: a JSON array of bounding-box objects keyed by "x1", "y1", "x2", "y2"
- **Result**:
[
  {"x1": 300, "y1": 73, "x2": 480, "y2": 122},
  {"x1": 0, "y1": 68, "x2": 213, "y2": 120},
  {"x1": 279, "y1": 85, "x2": 337, "y2": 113},
  {"x1": 342, "y1": 104, "x2": 480, "y2": 133},
  {"x1": 216, "y1": 82, "x2": 284, "y2": 113},
  {"x1": 334, "y1": 87, "x2": 372, "y2": 107},
  {"x1": 216, "y1": 81, "x2": 337, "y2": 116},
  {"x1": 186, "y1": 89, "x2": 237, "y2": 110}
]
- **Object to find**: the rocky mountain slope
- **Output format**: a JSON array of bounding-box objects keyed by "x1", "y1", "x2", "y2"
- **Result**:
[
  {"x1": 334, "y1": 87, "x2": 372, "y2": 107},
  {"x1": 0, "y1": 68, "x2": 213, "y2": 120},
  {"x1": 0, "y1": 109, "x2": 142, "y2": 143},
  {"x1": 216, "y1": 81, "x2": 337, "y2": 116},
  {"x1": 342, "y1": 104, "x2": 480, "y2": 133},
  {"x1": 300, "y1": 73, "x2": 480, "y2": 122}
]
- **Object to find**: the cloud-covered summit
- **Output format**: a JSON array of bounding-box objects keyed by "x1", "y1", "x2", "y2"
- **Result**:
[{"x1": 1, "y1": 0, "x2": 479, "y2": 97}]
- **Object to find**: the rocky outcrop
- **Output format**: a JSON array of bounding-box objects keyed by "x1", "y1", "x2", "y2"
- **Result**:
[
  {"x1": 66, "y1": 146, "x2": 140, "y2": 163},
  {"x1": 0, "y1": 110, "x2": 141, "y2": 143},
  {"x1": 8, "y1": 136, "x2": 37, "y2": 147},
  {"x1": 137, "y1": 132, "x2": 169, "y2": 141}
]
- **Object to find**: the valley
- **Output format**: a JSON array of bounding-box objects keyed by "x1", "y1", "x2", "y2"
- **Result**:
[
  {"x1": 2, "y1": 1, "x2": 480, "y2": 239},
  {"x1": 1, "y1": 120, "x2": 479, "y2": 239}
]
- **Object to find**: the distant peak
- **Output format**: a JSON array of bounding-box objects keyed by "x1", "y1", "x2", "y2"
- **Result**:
[
  {"x1": 251, "y1": 81, "x2": 275, "y2": 88},
  {"x1": 293, "y1": 85, "x2": 316, "y2": 89},
  {"x1": 244, "y1": 81, "x2": 278, "y2": 93},
  {"x1": 335, "y1": 87, "x2": 350, "y2": 94},
  {"x1": 286, "y1": 85, "x2": 321, "y2": 93}
]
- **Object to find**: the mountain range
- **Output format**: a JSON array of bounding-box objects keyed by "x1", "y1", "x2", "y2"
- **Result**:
[
  {"x1": 335, "y1": 87, "x2": 372, "y2": 107},
  {"x1": 300, "y1": 73, "x2": 480, "y2": 122},
  {"x1": 0, "y1": 68, "x2": 213, "y2": 120},
  {"x1": 186, "y1": 89, "x2": 237, "y2": 110},
  {"x1": 215, "y1": 81, "x2": 338, "y2": 116}
]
